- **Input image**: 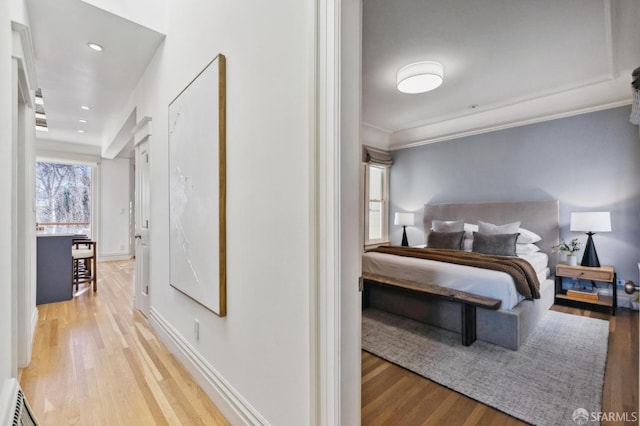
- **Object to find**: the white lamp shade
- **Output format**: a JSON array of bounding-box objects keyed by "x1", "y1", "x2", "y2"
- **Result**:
[
  {"x1": 570, "y1": 212, "x2": 611, "y2": 232},
  {"x1": 394, "y1": 212, "x2": 414, "y2": 226},
  {"x1": 397, "y1": 61, "x2": 443, "y2": 94}
]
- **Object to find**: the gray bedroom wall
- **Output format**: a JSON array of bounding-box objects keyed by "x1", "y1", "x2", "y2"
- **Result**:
[{"x1": 390, "y1": 106, "x2": 640, "y2": 282}]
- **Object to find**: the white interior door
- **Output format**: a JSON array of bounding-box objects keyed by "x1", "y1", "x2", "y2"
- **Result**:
[{"x1": 134, "y1": 138, "x2": 151, "y2": 316}]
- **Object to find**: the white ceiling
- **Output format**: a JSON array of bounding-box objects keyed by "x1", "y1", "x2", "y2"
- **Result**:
[
  {"x1": 26, "y1": 0, "x2": 164, "y2": 151},
  {"x1": 25, "y1": 0, "x2": 639, "y2": 154},
  {"x1": 363, "y1": 0, "x2": 640, "y2": 149}
]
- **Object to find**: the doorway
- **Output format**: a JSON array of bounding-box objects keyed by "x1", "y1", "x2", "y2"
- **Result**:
[{"x1": 133, "y1": 121, "x2": 152, "y2": 317}]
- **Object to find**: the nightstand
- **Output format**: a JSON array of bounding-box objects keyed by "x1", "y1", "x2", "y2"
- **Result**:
[{"x1": 554, "y1": 264, "x2": 616, "y2": 315}]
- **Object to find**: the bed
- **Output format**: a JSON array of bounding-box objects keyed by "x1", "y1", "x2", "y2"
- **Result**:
[{"x1": 362, "y1": 200, "x2": 559, "y2": 350}]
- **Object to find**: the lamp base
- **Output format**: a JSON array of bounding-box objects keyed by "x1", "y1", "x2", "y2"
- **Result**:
[
  {"x1": 580, "y1": 232, "x2": 600, "y2": 268},
  {"x1": 401, "y1": 226, "x2": 409, "y2": 247}
]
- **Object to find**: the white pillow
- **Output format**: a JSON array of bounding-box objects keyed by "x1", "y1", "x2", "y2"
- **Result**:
[
  {"x1": 463, "y1": 223, "x2": 478, "y2": 240},
  {"x1": 517, "y1": 228, "x2": 542, "y2": 244},
  {"x1": 432, "y1": 219, "x2": 464, "y2": 232},
  {"x1": 516, "y1": 243, "x2": 541, "y2": 254},
  {"x1": 478, "y1": 220, "x2": 521, "y2": 234},
  {"x1": 462, "y1": 238, "x2": 473, "y2": 251}
]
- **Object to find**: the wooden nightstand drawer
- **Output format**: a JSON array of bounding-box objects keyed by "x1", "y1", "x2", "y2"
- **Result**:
[{"x1": 555, "y1": 264, "x2": 614, "y2": 282}]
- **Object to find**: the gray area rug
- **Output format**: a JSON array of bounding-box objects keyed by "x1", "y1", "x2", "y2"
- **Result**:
[{"x1": 362, "y1": 308, "x2": 609, "y2": 426}]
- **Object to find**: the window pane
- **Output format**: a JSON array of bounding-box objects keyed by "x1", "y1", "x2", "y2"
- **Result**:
[
  {"x1": 36, "y1": 162, "x2": 92, "y2": 236},
  {"x1": 369, "y1": 201, "x2": 382, "y2": 240},
  {"x1": 369, "y1": 166, "x2": 383, "y2": 200}
]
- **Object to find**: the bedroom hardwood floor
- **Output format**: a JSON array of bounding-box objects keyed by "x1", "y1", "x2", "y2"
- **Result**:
[
  {"x1": 19, "y1": 260, "x2": 229, "y2": 426},
  {"x1": 362, "y1": 306, "x2": 639, "y2": 426}
]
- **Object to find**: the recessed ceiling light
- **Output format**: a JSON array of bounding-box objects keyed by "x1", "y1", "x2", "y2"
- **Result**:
[
  {"x1": 397, "y1": 61, "x2": 444, "y2": 94},
  {"x1": 79, "y1": 119, "x2": 87, "y2": 123},
  {"x1": 77, "y1": 129, "x2": 85, "y2": 134},
  {"x1": 81, "y1": 105, "x2": 91, "y2": 111},
  {"x1": 87, "y1": 42, "x2": 104, "y2": 52}
]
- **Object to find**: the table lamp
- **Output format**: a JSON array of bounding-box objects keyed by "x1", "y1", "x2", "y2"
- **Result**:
[
  {"x1": 394, "y1": 212, "x2": 414, "y2": 246},
  {"x1": 570, "y1": 212, "x2": 611, "y2": 267}
]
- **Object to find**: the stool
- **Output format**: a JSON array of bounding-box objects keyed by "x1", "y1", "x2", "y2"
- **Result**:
[{"x1": 72, "y1": 239, "x2": 97, "y2": 293}]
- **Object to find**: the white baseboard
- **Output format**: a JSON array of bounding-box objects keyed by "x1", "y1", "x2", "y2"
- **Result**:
[
  {"x1": 616, "y1": 289, "x2": 635, "y2": 309},
  {"x1": 30, "y1": 308, "x2": 38, "y2": 345},
  {"x1": 22, "y1": 307, "x2": 39, "y2": 367},
  {"x1": 148, "y1": 308, "x2": 269, "y2": 426},
  {"x1": 98, "y1": 253, "x2": 133, "y2": 262}
]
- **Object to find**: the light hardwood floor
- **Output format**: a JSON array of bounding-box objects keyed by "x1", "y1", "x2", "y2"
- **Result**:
[
  {"x1": 362, "y1": 306, "x2": 639, "y2": 425},
  {"x1": 20, "y1": 260, "x2": 229, "y2": 426}
]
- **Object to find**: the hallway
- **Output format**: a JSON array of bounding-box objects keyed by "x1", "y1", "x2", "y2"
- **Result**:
[{"x1": 19, "y1": 260, "x2": 229, "y2": 425}]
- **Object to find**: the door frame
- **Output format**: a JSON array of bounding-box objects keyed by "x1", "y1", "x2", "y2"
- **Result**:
[
  {"x1": 313, "y1": 0, "x2": 362, "y2": 424},
  {"x1": 12, "y1": 21, "x2": 38, "y2": 370}
]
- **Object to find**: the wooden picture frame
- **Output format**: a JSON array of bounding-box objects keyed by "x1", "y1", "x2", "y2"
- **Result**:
[{"x1": 168, "y1": 54, "x2": 226, "y2": 316}]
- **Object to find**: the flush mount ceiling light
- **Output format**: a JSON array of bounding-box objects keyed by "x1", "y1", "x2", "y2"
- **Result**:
[
  {"x1": 81, "y1": 105, "x2": 91, "y2": 111},
  {"x1": 87, "y1": 42, "x2": 104, "y2": 51},
  {"x1": 79, "y1": 119, "x2": 87, "y2": 123},
  {"x1": 396, "y1": 61, "x2": 444, "y2": 94},
  {"x1": 77, "y1": 129, "x2": 85, "y2": 134}
]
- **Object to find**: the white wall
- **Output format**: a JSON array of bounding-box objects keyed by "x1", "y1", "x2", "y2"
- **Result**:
[
  {"x1": 98, "y1": 158, "x2": 132, "y2": 260},
  {"x1": 36, "y1": 139, "x2": 102, "y2": 158},
  {"x1": 0, "y1": 0, "x2": 14, "y2": 382},
  {"x1": 125, "y1": 1, "x2": 315, "y2": 423},
  {"x1": 16, "y1": 87, "x2": 37, "y2": 368},
  {"x1": 362, "y1": 124, "x2": 390, "y2": 150},
  {"x1": 80, "y1": 0, "x2": 167, "y2": 34},
  {"x1": 10, "y1": 0, "x2": 29, "y2": 24}
]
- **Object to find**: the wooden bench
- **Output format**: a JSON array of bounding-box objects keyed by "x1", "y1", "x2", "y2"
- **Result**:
[{"x1": 362, "y1": 272, "x2": 502, "y2": 346}]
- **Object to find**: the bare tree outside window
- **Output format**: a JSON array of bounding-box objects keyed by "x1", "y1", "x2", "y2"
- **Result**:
[{"x1": 36, "y1": 162, "x2": 92, "y2": 235}]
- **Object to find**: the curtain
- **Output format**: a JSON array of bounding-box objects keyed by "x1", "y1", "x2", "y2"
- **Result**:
[{"x1": 363, "y1": 146, "x2": 393, "y2": 166}]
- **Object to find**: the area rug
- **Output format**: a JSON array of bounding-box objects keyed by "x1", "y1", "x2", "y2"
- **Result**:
[{"x1": 362, "y1": 308, "x2": 609, "y2": 426}]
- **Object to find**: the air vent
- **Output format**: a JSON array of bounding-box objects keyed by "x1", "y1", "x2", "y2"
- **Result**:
[
  {"x1": 13, "y1": 389, "x2": 38, "y2": 426},
  {"x1": 1, "y1": 379, "x2": 38, "y2": 426}
]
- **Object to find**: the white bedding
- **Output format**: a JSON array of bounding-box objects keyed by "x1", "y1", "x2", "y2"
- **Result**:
[
  {"x1": 518, "y1": 252, "x2": 548, "y2": 275},
  {"x1": 362, "y1": 250, "x2": 549, "y2": 311}
]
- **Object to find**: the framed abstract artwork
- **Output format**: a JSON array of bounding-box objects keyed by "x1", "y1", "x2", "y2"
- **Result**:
[{"x1": 168, "y1": 54, "x2": 226, "y2": 316}]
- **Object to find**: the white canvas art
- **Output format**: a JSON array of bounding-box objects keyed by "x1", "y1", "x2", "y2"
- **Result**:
[{"x1": 169, "y1": 54, "x2": 226, "y2": 316}]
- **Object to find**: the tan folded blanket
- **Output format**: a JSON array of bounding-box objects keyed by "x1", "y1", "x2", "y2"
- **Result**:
[{"x1": 370, "y1": 246, "x2": 540, "y2": 300}]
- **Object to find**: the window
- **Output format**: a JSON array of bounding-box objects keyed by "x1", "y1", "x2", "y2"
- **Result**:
[
  {"x1": 36, "y1": 161, "x2": 93, "y2": 236},
  {"x1": 364, "y1": 163, "x2": 389, "y2": 246}
]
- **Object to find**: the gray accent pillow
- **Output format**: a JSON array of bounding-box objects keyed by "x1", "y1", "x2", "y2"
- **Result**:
[
  {"x1": 477, "y1": 220, "x2": 521, "y2": 235},
  {"x1": 432, "y1": 219, "x2": 464, "y2": 232},
  {"x1": 472, "y1": 232, "x2": 519, "y2": 256},
  {"x1": 427, "y1": 231, "x2": 465, "y2": 250}
]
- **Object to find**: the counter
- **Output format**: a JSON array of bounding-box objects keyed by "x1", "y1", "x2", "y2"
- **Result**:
[{"x1": 36, "y1": 234, "x2": 73, "y2": 304}]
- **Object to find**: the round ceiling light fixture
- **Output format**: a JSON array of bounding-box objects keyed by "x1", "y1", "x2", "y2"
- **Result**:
[
  {"x1": 87, "y1": 42, "x2": 104, "y2": 52},
  {"x1": 396, "y1": 61, "x2": 444, "y2": 94}
]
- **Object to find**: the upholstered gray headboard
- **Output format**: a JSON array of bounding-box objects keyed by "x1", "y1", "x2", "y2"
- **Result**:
[{"x1": 424, "y1": 200, "x2": 560, "y2": 269}]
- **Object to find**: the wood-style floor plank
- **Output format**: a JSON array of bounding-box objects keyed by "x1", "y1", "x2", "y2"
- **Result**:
[
  {"x1": 362, "y1": 306, "x2": 639, "y2": 425},
  {"x1": 20, "y1": 260, "x2": 229, "y2": 426}
]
